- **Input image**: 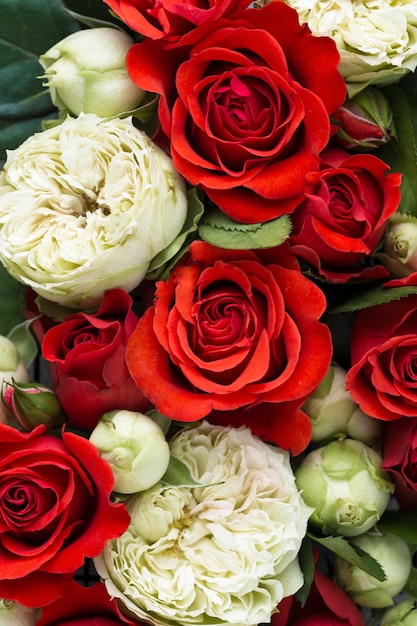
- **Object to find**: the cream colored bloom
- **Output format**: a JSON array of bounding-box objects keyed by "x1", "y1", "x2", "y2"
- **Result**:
[
  {"x1": 284, "y1": 0, "x2": 417, "y2": 96},
  {"x1": 95, "y1": 421, "x2": 312, "y2": 626},
  {"x1": 0, "y1": 114, "x2": 188, "y2": 308}
]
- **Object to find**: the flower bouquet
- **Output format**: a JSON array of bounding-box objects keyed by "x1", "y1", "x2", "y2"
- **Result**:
[{"x1": 1, "y1": 0, "x2": 417, "y2": 624}]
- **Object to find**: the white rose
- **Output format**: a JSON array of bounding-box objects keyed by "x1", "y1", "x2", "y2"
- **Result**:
[
  {"x1": 0, "y1": 599, "x2": 39, "y2": 626},
  {"x1": 89, "y1": 410, "x2": 170, "y2": 494},
  {"x1": 284, "y1": 0, "x2": 417, "y2": 96},
  {"x1": 95, "y1": 421, "x2": 312, "y2": 626},
  {"x1": 39, "y1": 28, "x2": 146, "y2": 117},
  {"x1": 0, "y1": 114, "x2": 188, "y2": 308}
]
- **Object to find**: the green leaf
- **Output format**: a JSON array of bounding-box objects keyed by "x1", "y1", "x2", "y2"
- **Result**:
[
  {"x1": 0, "y1": 0, "x2": 81, "y2": 159},
  {"x1": 198, "y1": 206, "x2": 292, "y2": 250},
  {"x1": 294, "y1": 537, "x2": 315, "y2": 606},
  {"x1": 379, "y1": 508, "x2": 417, "y2": 545},
  {"x1": 404, "y1": 567, "x2": 417, "y2": 599},
  {"x1": 308, "y1": 532, "x2": 386, "y2": 581},
  {"x1": 145, "y1": 409, "x2": 172, "y2": 435},
  {"x1": 62, "y1": 0, "x2": 120, "y2": 24},
  {"x1": 146, "y1": 187, "x2": 204, "y2": 281},
  {"x1": 161, "y1": 455, "x2": 202, "y2": 487},
  {"x1": 328, "y1": 283, "x2": 417, "y2": 314},
  {"x1": 377, "y1": 85, "x2": 417, "y2": 217},
  {"x1": 0, "y1": 264, "x2": 27, "y2": 336},
  {"x1": 7, "y1": 318, "x2": 40, "y2": 368}
]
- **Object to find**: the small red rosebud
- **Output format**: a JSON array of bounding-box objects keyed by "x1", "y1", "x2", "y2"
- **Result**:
[
  {"x1": 1, "y1": 380, "x2": 65, "y2": 431},
  {"x1": 331, "y1": 86, "x2": 394, "y2": 151}
]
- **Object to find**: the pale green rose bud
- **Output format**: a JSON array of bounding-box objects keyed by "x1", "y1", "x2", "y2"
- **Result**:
[
  {"x1": 0, "y1": 336, "x2": 29, "y2": 424},
  {"x1": 39, "y1": 27, "x2": 146, "y2": 117},
  {"x1": 304, "y1": 364, "x2": 381, "y2": 446},
  {"x1": 295, "y1": 438, "x2": 393, "y2": 536},
  {"x1": 0, "y1": 598, "x2": 40, "y2": 625},
  {"x1": 89, "y1": 410, "x2": 170, "y2": 494},
  {"x1": 381, "y1": 598, "x2": 417, "y2": 625},
  {"x1": 334, "y1": 531, "x2": 412, "y2": 608},
  {"x1": 382, "y1": 214, "x2": 417, "y2": 278}
]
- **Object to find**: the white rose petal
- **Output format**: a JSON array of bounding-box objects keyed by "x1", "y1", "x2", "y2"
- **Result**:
[{"x1": 95, "y1": 421, "x2": 312, "y2": 626}]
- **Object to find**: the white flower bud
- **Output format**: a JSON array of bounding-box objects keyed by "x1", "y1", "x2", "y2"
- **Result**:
[
  {"x1": 295, "y1": 438, "x2": 393, "y2": 536},
  {"x1": 0, "y1": 599, "x2": 40, "y2": 626},
  {"x1": 334, "y1": 531, "x2": 412, "y2": 608},
  {"x1": 305, "y1": 364, "x2": 381, "y2": 446},
  {"x1": 39, "y1": 28, "x2": 145, "y2": 117},
  {"x1": 89, "y1": 410, "x2": 170, "y2": 494}
]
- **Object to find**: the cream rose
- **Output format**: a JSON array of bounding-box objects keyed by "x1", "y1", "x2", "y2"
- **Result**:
[
  {"x1": 0, "y1": 114, "x2": 188, "y2": 308},
  {"x1": 95, "y1": 421, "x2": 312, "y2": 626},
  {"x1": 284, "y1": 0, "x2": 417, "y2": 96}
]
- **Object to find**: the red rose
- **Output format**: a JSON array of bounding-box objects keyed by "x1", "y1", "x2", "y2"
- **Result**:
[
  {"x1": 382, "y1": 417, "x2": 417, "y2": 510},
  {"x1": 346, "y1": 295, "x2": 417, "y2": 421},
  {"x1": 0, "y1": 424, "x2": 129, "y2": 607},
  {"x1": 42, "y1": 288, "x2": 151, "y2": 431},
  {"x1": 103, "y1": 0, "x2": 251, "y2": 41},
  {"x1": 126, "y1": 241, "x2": 332, "y2": 453},
  {"x1": 37, "y1": 581, "x2": 138, "y2": 625},
  {"x1": 289, "y1": 146, "x2": 401, "y2": 282},
  {"x1": 272, "y1": 569, "x2": 364, "y2": 625},
  {"x1": 126, "y1": 2, "x2": 346, "y2": 223}
]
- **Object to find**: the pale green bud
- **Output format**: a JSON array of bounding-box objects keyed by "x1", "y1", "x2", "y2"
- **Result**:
[
  {"x1": 0, "y1": 598, "x2": 40, "y2": 625},
  {"x1": 304, "y1": 364, "x2": 381, "y2": 446},
  {"x1": 295, "y1": 438, "x2": 393, "y2": 536},
  {"x1": 334, "y1": 531, "x2": 412, "y2": 608},
  {"x1": 89, "y1": 410, "x2": 170, "y2": 494},
  {"x1": 381, "y1": 598, "x2": 417, "y2": 625},
  {"x1": 381, "y1": 214, "x2": 417, "y2": 278},
  {"x1": 39, "y1": 27, "x2": 146, "y2": 117}
]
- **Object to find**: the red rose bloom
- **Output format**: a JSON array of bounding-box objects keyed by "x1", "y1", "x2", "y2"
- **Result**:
[
  {"x1": 382, "y1": 416, "x2": 417, "y2": 510},
  {"x1": 126, "y1": 241, "x2": 332, "y2": 453},
  {"x1": 273, "y1": 569, "x2": 364, "y2": 625},
  {"x1": 126, "y1": 2, "x2": 346, "y2": 223},
  {"x1": 0, "y1": 424, "x2": 129, "y2": 608},
  {"x1": 103, "y1": 0, "x2": 251, "y2": 41},
  {"x1": 37, "y1": 581, "x2": 138, "y2": 625},
  {"x1": 289, "y1": 146, "x2": 401, "y2": 282},
  {"x1": 42, "y1": 288, "x2": 151, "y2": 431},
  {"x1": 346, "y1": 295, "x2": 417, "y2": 421}
]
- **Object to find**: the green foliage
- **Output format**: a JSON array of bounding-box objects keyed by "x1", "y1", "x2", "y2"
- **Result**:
[{"x1": 0, "y1": 0, "x2": 83, "y2": 159}]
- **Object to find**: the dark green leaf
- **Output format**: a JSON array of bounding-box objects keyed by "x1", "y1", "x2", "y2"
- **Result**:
[
  {"x1": 145, "y1": 409, "x2": 172, "y2": 435},
  {"x1": 377, "y1": 85, "x2": 417, "y2": 217},
  {"x1": 379, "y1": 508, "x2": 417, "y2": 545},
  {"x1": 404, "y1": 567, "x2": 417, "y2": 599},
  {"x1": 308, "y1": 532, "x2": 386, "y2": 581},
  {"x1": 62, "y1": 0, "x2": 120, "y2": 24},
  {"x1": 198, "y1": 206, "x2": 292, "y2": 250},
  {"x1": 0, "y1": 264, "x2": 27, "y2": 336},
  {"x1": 328, "y1": 283, "x2": 417, "y2": 314},
  {"x1": 294, "y1": 537, "x2": 315, "y2": 606},
  {"x1": 0, "y1": 0, "x2": 81, "y2": 158}
]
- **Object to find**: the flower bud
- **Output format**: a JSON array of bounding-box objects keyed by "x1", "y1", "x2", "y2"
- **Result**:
[
  {"x1": 1, "y1": 381, "x2": 65, "y2": 430},
  {"x1": 0, "y1": 336, "x2": 29, "y2": 424},
  {"x1": 295, "y1": 438, "x2": 393, "y2": 536},
  {"x1": 381, "y1": 214, "x2": 417, "y2": 278},
  {"x1": 331, "y1": 86, "x2": 393, "y2": 151},
  {"x1": 304, "y1": 364, "x2": 381, "y2": 446},
  {"x1": 0, "y1": 598, "x2": 40, "y2": 626},
  {"x1": 89, "y1": 410, "x2": 170, "y2": 494},
  {"x1": 334, "y1": 531, "x2": 412, "y2": 608},
  {"x1": 39, "y1": 27, "x2": 146, "y2": 117},
  {"x1": 381, "y1": 598, "x2": 417, "y2": 625}
]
